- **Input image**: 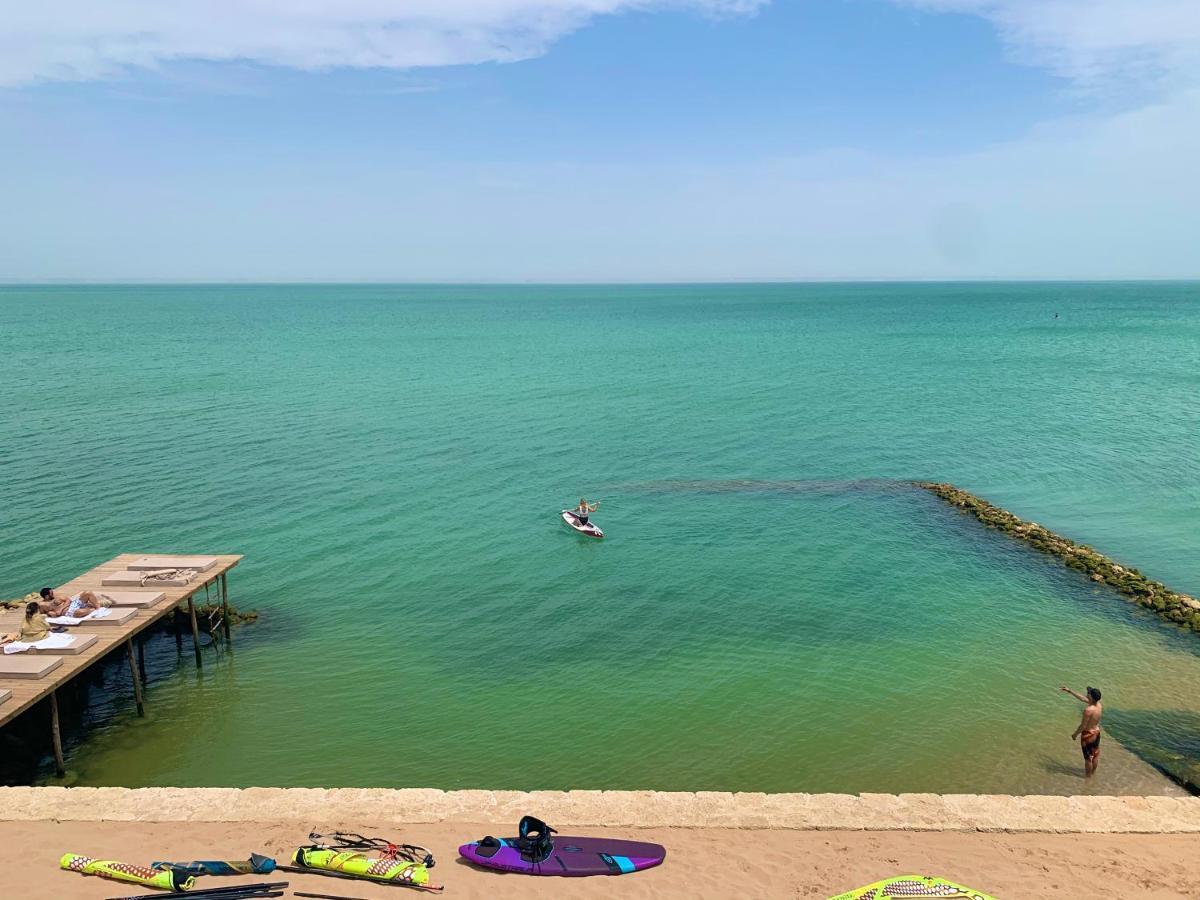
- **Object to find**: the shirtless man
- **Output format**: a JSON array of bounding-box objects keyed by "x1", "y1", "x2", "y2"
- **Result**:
[
  {"x1": 39, "y1": 587, "x2": 103, "y2": 619},
  {"x1": 1060, "y1": 685, "x2": 1103, "y2": 778}
]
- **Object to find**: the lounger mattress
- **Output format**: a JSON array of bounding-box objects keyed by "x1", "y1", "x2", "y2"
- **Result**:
[
  {"x1": 103, "y1": 570, "x2": 195, "y2": 587},
  {"x1": 56, "y1": 608, "x2": 139, "y2": 627},
  {"x1": 94, "y1": 591, "x2": 166, "y2": 608},
  {"x1": 128, "y1": 556, "x2": 218, "y2": 573},
  {"x1": 0, "y1": 655, "x2": 63, "y2": 679},
  {"x1": 31, "y1": 634, "x2": 98, "y2": 655}
]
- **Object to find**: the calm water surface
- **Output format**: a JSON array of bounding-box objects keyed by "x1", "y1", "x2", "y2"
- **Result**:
[{"x1": 1, "y1": 282, "x2": 1197, "y2": 794}]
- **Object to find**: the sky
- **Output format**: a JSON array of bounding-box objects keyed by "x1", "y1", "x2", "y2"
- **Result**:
[{"x1": 0, "y1": 0, "x2": 1197, "y2": 281}]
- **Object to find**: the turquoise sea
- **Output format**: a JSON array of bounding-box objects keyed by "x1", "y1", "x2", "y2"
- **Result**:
[{"x1": 2, "y1": 282, "x2": 1199, "y2": 794}]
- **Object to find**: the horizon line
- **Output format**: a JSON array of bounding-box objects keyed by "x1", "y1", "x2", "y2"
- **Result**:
[{"x1": 2, "y1": 277, "x2": 1199, "y2": 287}]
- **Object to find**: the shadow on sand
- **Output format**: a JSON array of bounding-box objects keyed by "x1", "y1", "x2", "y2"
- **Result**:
[
  {"x1": 1036, "y1": 754, "x2": 1086, "y2": 782},
  {"x1": 1105, "y1": 708, "x2": 1200, "y2": 794}
]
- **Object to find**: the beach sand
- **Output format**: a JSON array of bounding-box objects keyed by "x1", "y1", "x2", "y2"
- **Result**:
[
  {"x1": 4, "y1": 788, "x2": 1200, "y2": 898},
  {"x1": 7, "y1": 820, "x2": 1200, "y2": 899}
]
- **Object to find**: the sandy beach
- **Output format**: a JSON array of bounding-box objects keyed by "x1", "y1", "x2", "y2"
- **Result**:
[
  {"x1": 4, "y1": 788, "x2": 1200, "y2": 898},
  {"x1": 10, "y1": 820, "x2": 1200, "y2": 899}
]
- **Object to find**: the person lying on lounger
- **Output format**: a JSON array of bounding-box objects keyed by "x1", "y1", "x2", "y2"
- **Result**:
[
  {"x1": 39, "y1": 587, "x2": 104, "y2": 619},
  {"x1": 0, "y1": 601, "x2": 51, "y2": 646}
]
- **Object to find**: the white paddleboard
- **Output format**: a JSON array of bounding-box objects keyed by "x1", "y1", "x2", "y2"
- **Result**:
[{"x1": 561, "y1": 509, "x2": 604, "y2": 538}]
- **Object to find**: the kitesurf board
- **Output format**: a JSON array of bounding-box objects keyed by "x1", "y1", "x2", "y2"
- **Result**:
[
  {"x1": 561, "y1": 510, "x2": 604, "y2": 538},
  {"x1": 459, "y1": 836, "x2": 663, "y2": 876},
  {"x1": 828, "y1": 875, "x2": 996, "y2": 899}
]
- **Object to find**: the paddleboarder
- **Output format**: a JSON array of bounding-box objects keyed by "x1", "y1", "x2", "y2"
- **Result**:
[
  {"x1": 1059, "y1": 684, "x2": 1103, "y2": 778},
  {"x1": 572, "y1": 498, "x2": 599, "y2": 525}
]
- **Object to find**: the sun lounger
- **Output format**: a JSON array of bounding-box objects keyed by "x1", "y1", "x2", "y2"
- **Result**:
[
  {"x1": 128, "y1": 556, "x2": 217, "y2": 573},
  {"x1": 38, "y1": 633, "x2": 98, "y2": 655},
  {"x1": 0, "y1": 655, "x2": 62, "y2": 679},
  {"x1": 4, "y1": 633, "x2": 98, "y2": 656},
  {"x1": 48, "y1": 607, "x2": 138, "y2": 628},
  {"x1": 103, "y1": 569, "x2": 196, "y2": 587},
  {"x1": 92, "y1": 590, "x2": 166, "y2": 609},
  {"x1": 0, "y1": 689, "x2": 10, "y2": 705}
]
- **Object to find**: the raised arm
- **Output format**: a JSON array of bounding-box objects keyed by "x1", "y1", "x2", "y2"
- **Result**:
[{"x1": 1059, "y1": 685, "x2": 1088, "y2": 703}]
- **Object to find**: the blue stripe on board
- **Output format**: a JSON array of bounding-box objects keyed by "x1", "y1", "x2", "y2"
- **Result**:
[{"x1": 612, "y1": 855, "x2": 636, "y2": 873}]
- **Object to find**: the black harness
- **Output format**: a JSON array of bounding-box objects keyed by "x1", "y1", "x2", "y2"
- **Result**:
[
  {"x1": 514, "y1": 815, "x2": 557, "y2": 863},
  {"x1": 476, "y1": 816, "x2": 558, "y2": 864}
]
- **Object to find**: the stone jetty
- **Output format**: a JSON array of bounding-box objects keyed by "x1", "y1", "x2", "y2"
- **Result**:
[{"x1": 916, "y1": 482, "x2": 1200, "y2": 634}]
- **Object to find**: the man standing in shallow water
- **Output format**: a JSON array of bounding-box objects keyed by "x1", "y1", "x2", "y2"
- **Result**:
[{"x1": 1060, "y1": 685, "x2": 1103, "y2": 778}]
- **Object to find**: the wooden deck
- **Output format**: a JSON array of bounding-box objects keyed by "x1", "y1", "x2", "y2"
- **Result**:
[{"x1": 0, "y1": 553, "x2": 241, "y2": 769}]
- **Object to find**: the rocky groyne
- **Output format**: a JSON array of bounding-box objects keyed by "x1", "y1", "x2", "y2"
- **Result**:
[{"x1": 916, "y1": 482, "x2": 1200, "y2": 634}]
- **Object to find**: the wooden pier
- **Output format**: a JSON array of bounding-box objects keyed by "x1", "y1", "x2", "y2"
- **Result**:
[{"x1": 0, "y1": 553, "x2": 242, "y2": 775}]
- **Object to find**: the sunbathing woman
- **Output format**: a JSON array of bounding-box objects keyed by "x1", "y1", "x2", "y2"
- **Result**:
[
  {"x1": 39, "y1": 587, "x2": 103, "y2": 619},
  {"x1": 0, "y1": 602, "x2": 51, "y2": 646}
]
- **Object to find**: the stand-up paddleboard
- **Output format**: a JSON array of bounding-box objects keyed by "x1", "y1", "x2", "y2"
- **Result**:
[
  {"x1": 460, "y1": 817, "x2": 663, "y2": 876},
  {"x1": 829, "y1": 875, "x2": 996, "y2": 899},
  {"x1": 561, "y1": 509, "x2": 604, "y2": 538}
]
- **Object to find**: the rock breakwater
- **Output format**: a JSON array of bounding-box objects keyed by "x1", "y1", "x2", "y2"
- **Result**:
[{"x1": 916, "y1": 482, "x2": 1200, "y2": 634}]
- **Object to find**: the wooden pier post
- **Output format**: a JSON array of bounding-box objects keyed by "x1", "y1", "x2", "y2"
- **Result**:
[
  {"x1": 137, "y1": 635, "x2": 147, "y2": 684},
  {"x1": 187, "y1": 596, "x2": 203, "y2": 669},
  {"x1": 220, "y1": 573, "x2": 232, "y2": 644},
  {"x1": 125, "y1": 639, "x2": 145, "y2": 717},
  {"x1": 49, "y1": 691, "x2": 66, "y2": 777}
]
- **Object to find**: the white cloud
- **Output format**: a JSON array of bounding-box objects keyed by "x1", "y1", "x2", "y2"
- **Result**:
[
  {"x1": 0, "y1": 0, "x2": 765, "y2": 86},
  {"x1": 898, "y1": 1, "x2": 1200, "y2": 89},
  {"x1": 1, "y1": 0, "x2": 1197, "y2": 279},
  {"x1": 5, "y1": 1, "x2": 1195, "y2": 92}
]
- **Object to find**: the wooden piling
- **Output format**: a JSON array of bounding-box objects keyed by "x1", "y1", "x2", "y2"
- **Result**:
[
  {"x1": 49, "y1": 691, "x2": 65, "y2": 777},
  {"x1": 125, "y1": 639, "x2": 145, "y2": 717},
  {"x1": 0, "y1": 553, "x2": 241, "y2": 738},
  {"x1": 221, "y1": 573, "x2": 232, "y2": 644},
  {"x1": 188, "y1": 595, "x2": 203, "y2": 669}
]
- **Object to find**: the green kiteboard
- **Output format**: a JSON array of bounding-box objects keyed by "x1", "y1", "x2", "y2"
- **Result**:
[{"x1": 828, "y1": 875, "x2": 996, "y2": 900}]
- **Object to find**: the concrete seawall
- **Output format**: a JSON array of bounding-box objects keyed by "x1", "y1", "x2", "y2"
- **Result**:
[{"x1": 3, "y1": 787, "x2": 1200, "y2": 833}]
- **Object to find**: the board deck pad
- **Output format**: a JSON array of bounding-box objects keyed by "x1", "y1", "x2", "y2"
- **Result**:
[{"x1": 459, "y1": 835, "x2": 665, "y2": 876}]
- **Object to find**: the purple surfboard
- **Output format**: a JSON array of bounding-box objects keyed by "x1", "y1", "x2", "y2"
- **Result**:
[{"x1": 459, "y1": 834, "x2": 665, "y2": 876}]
